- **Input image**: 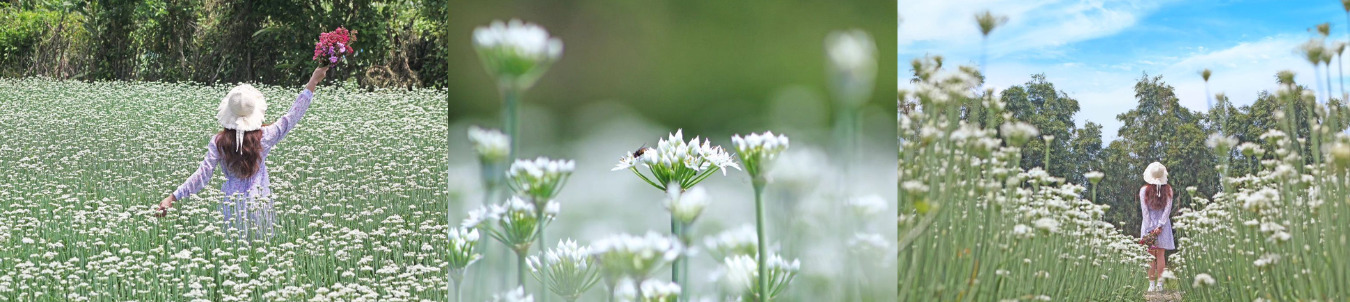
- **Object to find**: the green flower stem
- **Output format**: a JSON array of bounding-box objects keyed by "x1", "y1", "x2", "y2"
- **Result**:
[
  {"x1": 452, "y1": 277, "x2": 463, "y2": 302},
  {"x1": 517, "y1": 248, "x2": 528, "y2": 288},
  {"x1": 671, "y1": 215, "x2": 680, "y2": 283},
  {"x1": 536, "y1": 207, "x2": 548, "y2": 302},
  {"x1": 677, "y1": 222, "x2": 692, "y2": 301},
  {"x1": 752, "y1": 178, "x2": 769, "y2": 301},
  {"x1": 502, "y1": 85, "x2": 520, "y2": 162}
]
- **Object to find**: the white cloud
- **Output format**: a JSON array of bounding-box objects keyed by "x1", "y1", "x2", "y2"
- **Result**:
[
  {"x1": 981, "y1": 35, "x2": 1322, "y2": 142},
  {"x1": 899, "y1": 0, "x2": 1168, "y2": 60},
  {"x1": 900, "y1": 0, "x2": 1341, "y2": 143}
]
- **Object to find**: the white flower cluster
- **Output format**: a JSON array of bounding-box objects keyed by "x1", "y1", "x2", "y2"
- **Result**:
[
  {"x1": 665, "y1": 185, "x2": 709, "y2": 224},
  {"x1": 468, "y1": 126, "x2": 510, "y2": 163},
  {"x1": 474, "y1": 20, "x2": 563, "y2": 63},
  {"x1": 463, "y1": 196, "x2": 559, "y2": 251},
  {"x1": 489, "y1": 286, "x2": 534, "y2": 302},
  {"x1": 1205, "y1": 133, "x2": 1239, "y2": 152},
  {"x1": 613, "y1": 278, "x2": 681, "y2": 302},
  {"x1": 507, "y1": 156, "x2": 575, "y2": 201},
  {"x1": 703, "y1": 225, "x2": 758, "y2": 261},
  {"x1": 590, "y1": 232, "x2": 684, "y2": 282},
  {"x1": 719, "y1": 254, "x2": 800, "y2": 300},
  {"x1": 732, "y1": 131, "x2": 790, "y2": 161},
  {"x1": 474, "y1": 19, "x2": 563, "y2": 87},
  {"x1": 824, "y1": 29, "x2": 877, "y2": 106},
  {"x1": 613, "y1": 130, "x2": 740, "y2": 191},
  {"x1": 528, "y1": 239, "x2": 601, "y2": 301},
  {"x1": 447, "y1": 227, "x2": 482, "y2": 274}
]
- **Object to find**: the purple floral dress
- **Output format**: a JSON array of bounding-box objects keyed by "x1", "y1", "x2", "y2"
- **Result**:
[
  {"x1": 173, "y1": 89, "x2": 313, "y2": 239},
  {"x1": 1139, "y1": 186, "x2": 1175, "y2": 250}
]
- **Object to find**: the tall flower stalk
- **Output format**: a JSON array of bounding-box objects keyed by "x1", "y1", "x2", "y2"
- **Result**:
[
  {"x1": 507, "y1": 156, "x2": 576, "y2": 264},
  {"x1": 448, "y1": 227, "x2": 484, "y2": 302},
  {"x1": 474, "y1": 19, "x2": 563, "y2": 164},
  {"x1": 465, "y1": 196, "x2": 560, "y2": 288},
  {"x1": 467, "y1": 125, "x2": 510, "y2": 297},
  {"x1": 664, "y1": 185, "x2": 709, "y2": 293},
  {"x1": 825, "y1": 30, "x2": 877, "y2": 178},
  {"x1": 974, "y1": 10, "x2": 1008, "y2": 78},
  {"x1": 612, "y1": 129, "x2": 739, "y2": 290},
  {"x1": 469, "y1": 126, "x2": 511, "y2": 206},
  {"x1": 732, "y1": 131, "x2": 790, "y2": 301}
]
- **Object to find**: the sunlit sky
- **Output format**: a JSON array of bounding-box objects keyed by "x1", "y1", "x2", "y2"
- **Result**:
[{"x1": 899, "y1": 0, "x2": 1348, "y2": 142}]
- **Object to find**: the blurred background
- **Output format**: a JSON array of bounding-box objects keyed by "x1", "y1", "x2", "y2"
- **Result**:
[
  {"x1": 445, "y1": 0, "x2": 897, "y2": 301},
  {"x1": 446, "y1": 0, "x2": 896, "y2": 141}
]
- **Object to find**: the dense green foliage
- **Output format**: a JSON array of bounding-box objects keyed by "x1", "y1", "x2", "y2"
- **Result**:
[{"x1": 0, "y1": 0, "x2": 450, "y2": 87}]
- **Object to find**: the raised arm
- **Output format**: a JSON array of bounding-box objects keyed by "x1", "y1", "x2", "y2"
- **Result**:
[
  {"x1": 263, "y1": 66, "x2": 329, "y2": 146},
  {"x1": 305, "y1": 66, "x2": 329, "y2": 92},
  {"x1": 159, "y1": 136, "x2": 221, "y2": 216}
]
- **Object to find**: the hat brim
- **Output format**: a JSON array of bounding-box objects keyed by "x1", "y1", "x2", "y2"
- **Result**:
[{"x1": 217, "y1": 85, "x2": 267, "y2": 131}]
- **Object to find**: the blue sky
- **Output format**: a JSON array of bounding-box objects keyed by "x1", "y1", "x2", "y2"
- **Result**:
[{"x1": 899, "y1": 0, "x2": 1350, "y2": 142}]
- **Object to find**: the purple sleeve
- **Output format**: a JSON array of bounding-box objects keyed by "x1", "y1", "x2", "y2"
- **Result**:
[
  {"x1": 1138, "y1": 186, "x2": 1147, "y2": 221},
  {"x1": 1157, "y1": 189, "x2": 1173, "y2": 226},
  {"x1": 262, "y1": 89, "x2": 314, "y2": 147},
  {"x1": 173, "y1": 136, "x2": 221, "y2": 200}
]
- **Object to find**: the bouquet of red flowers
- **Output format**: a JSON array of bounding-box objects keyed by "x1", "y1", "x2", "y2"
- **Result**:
[
  {"x1": 1139, "y1": 227, "x2": 1161, "y2": 246},
  {"x1": 313, "y1": 27, "x2": 355, "y2": 67}
]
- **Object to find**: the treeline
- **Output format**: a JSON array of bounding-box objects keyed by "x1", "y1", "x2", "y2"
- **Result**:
[
  {"x1": 945, "y1": 71, "x2": 1348, "y2": 237},
  {"x1": 0, "y1": 0, "x2": 449, "y2": 88}
]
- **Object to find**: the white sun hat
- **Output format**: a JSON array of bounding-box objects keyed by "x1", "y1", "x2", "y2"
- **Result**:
[
  {"x1": 1143, "y1": 162, "x2": 1168, "y2": 185},
  {"x1": 216, "y1": 84, "x2": 267, "y2": 152}
]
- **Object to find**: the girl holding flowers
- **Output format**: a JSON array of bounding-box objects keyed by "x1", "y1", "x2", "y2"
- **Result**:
[{"x1": 156, "y1": 28, "x2": 352, "y2": 240}]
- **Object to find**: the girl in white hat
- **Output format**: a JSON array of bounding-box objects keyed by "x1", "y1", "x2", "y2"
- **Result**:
[
  {"x1": 1140, "y1": 161, "x2": 1175, "y2": 292},
  {"x1": 156, "y1": 66, "x2": 330, "y2": 240}
]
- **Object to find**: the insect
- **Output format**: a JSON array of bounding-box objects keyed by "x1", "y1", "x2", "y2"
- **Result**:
[{"x1": 630, "y1": 144, "x2": 650, "y2": 158}]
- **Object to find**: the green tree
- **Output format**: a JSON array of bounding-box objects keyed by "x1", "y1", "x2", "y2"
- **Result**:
[
  {"x1": 1098, "y1": 73, "x2": 1218, "y2": 237},
  {"x1": 999, "y1": 74, "x2": 1095, "y2": 181}
]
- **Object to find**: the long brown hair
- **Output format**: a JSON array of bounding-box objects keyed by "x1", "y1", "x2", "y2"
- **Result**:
[
  {"x1": 216, "y1": 128, "x2": 265, "y2": 178},
  {"x1": 1145, "y1": 184, "x2": 1172, "y2": 210}
]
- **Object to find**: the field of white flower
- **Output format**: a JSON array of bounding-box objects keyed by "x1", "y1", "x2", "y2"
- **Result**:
[
  {"x1": 0, "y1": 78, "x2": 449, "y2": 301},
  {"x1": 1172, "y1": 82, "x2": 1350, "y2": 301},
  {"x1": 900, "y1": 20, "x2": 1350, "y2": 301},
  {"x1": 899, "y1": 59, "x2": 1151, "y2": 301}
]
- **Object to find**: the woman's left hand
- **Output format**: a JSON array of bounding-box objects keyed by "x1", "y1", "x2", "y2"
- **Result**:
[{"x1": 155, "y1": 196, "x2": 175, "y2": 217}]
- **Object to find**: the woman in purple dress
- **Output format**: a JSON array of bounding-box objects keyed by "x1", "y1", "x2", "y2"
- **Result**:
[
  {"x1": 155, "y1": 66, "x2": 330, "y2": 240},
  {"x1": 1139, "y1": 161, "x2": 1174, "y2": 292}
]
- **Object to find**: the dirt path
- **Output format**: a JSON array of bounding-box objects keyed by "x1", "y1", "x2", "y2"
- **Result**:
[{"x1": 1144, "y1": 290, "x2": 1182, "y2": 301}]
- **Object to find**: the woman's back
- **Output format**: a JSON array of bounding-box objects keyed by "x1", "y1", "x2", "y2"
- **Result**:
[{"x1": 172, "y1": 89, "x2": 314, "y2": 202}]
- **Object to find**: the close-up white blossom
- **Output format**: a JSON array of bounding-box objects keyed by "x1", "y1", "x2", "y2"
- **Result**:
[
  {"x1": 507, "y1": 156, "x2": 576, "y2": 202},
  {"x1": 469, "y1": 125, "x2": 510, "y2": 163},
  {"x1": 590, "y1": 232, "x2": 684, "y2": 283},
  {"x1": 527, "y1": 239, "x2": 601, "y2": 302},
  {"x1": 474, "y1": 19, "x2": 564, "y2": 88},
  {"x1": 613, "y1": 129, "x2": 741, "y2": 191},
  {"x1": 665, "y1": 185, "x2": 710, "y2": 224},
  {"x1": 824, "y1": 29, "x2": 877, "y2": 106}
]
